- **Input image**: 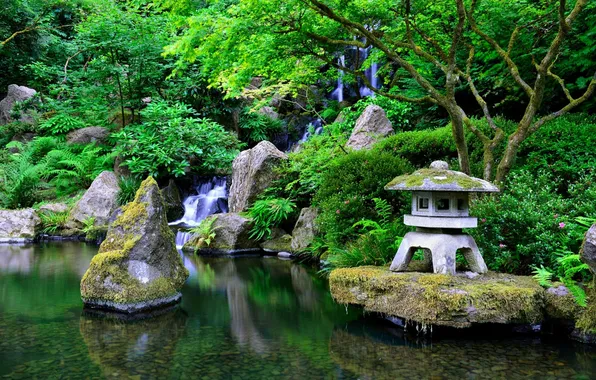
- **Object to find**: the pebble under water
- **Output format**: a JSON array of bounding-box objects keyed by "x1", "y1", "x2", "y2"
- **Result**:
[{"x1": 0, "y1": 242, "x2": 594, "y2": 379}]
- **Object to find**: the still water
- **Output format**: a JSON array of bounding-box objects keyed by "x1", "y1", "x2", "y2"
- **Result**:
[{"x1": 0, "y1": 243, "x2": 594, "y2": 379}]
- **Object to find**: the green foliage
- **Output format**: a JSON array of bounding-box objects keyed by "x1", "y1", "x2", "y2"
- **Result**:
[
  {"x1": 44, "y1": 144, "x2": 114, "y2": 197},
  {"x1": 188, "y1": 217, "x2": 218, "y2": 249},
  {"x1": 239, "y1": 107, "x2": 283, "y2": 146},
  {"x1": 325, "y1": 198, "x2": 406, "y2": 270},
  {"x1": 112, "y1": 100, "x2": 241, "y2": 178},
  {"x1": 39, "y1": 210, "x2": 69, "y2": 235},
  {"x1": 117, "y1": 176, "x2": 141, "y2": 206},
  {"x1": 519, "y1": 114, "x2": 596, "y2": 193},
  {"x1": 0, "y1": 151, "x2": 47, "y2": 208},
  {"x1": 532, "y1": 266, "x2": 554, "y2": 288},
  {"x1": 39, "y1": 114, "x2": 85, "y2": 135},
  {"x1": 314, "y1": 150, "x2": 412, "y2": 245},
  {"x1": 471, "y1": 170, "x2": 596, "y2": 275},
  {"x1": 248, "y1": 197, "x2": 296, "y2": 241},
  {"x1": 374, "y1": 126, "x2": 457, "y2": 168}
]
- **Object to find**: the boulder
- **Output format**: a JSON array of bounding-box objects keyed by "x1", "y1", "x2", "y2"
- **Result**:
[
  {"x1": 345, "y1": 105, "x2": 393, "y2": 150},
  {"x1": 182, "y1": 213, "x2": 260, "y2": 255},
  {"x1": 258, "y1": 106, "x2": 279, "y2": 120},
  {"x1": 80, "y1": 177, "x2": 189, "y2": 313},
  {"x1": 0, "y1": 209, "x2": 41, "y2": 243},
  {"x1": 330, "y1": 266, "x2": 545, "y2": 328},
  {"x1": 65, "y1": 171, "x2": 120, "y2": 231},
  {"x1": 0, "y1": 84, "x2": 37, "y2": 125},
  {"x1": 260, "y1": 228, "x2": 293, "y2": 253},
  {"x1": 290, "y1": 207, "x2": 318, "y2": 252},
  {"x1": 228, "y1": 141, "x2": 287, "y2": 213},
  {"x1": 580, "y1": 224, "x2": 596, "y2": 274},
  {"x1": 66, "y1": 127, "x2": 110, "y2": 145},
  {"x1": 161, "y1": 179, "x2": 184, "y2": 222},
  {"x1": 38, "y1": 203, "x2": 70, "y2": 214}
]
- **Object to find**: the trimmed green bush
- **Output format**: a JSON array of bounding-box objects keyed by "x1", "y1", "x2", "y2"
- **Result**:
[{"x1": 313, "y1": 150, "x2": 412, "y2": 245}]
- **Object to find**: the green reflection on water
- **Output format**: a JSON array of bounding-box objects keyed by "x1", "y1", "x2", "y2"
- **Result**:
[{"x1": 0, "y1": 243, "x2": 594, "y2": 379}]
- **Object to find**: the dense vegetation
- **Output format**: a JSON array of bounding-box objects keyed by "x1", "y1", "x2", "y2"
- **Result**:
[{"x1": 1, "y1": 0, "x2": 595, "y2": 304}]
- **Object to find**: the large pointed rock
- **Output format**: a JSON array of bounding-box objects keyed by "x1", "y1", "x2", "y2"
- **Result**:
[
  {"x1": 228, "y1": 141, "x2": 287, "y2": 213},
  {"x1": 345, "y1": 105, "x2": 393, "y2": 150},
  {"x1": 65, "y1": 171, "x2": 120, "y2": 231},
  {"x1": 80, "y1": 177, "x2": 189, "y2": 313}
]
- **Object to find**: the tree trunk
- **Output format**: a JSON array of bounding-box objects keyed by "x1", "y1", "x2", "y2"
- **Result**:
[{"x1": 447, "y1": 108, "x2": 471, "y2": 174}]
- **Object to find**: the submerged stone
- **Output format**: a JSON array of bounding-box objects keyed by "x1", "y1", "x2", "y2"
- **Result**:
[
  {"x1": 80, "y1": 177, "x2": 189, "y2": 313},
  {"x1": 329, "y1": 266, "x2": 544, "y2": 328}
]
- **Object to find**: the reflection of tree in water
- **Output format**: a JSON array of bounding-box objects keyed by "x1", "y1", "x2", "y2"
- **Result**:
[
  {"x1": 185, "y1": 255, "x2": 349, "y2": 356},
  {"x1": 79, "y1": 308, "x2": 187, "y2": 378},
  {"x1": 329, "y1": 321, "x2": 596, "y2": 379}
]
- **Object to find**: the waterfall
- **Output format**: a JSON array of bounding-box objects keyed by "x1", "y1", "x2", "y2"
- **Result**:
[
  {"x1": 359, "y1": 46, "x2": 378, "y2": 97},
  {"x1": 170, "y1": 177, "x2": 228, "y2": 249},
  {"x1": 330, "y1": 55, "x2": 345, "y2": 102}
]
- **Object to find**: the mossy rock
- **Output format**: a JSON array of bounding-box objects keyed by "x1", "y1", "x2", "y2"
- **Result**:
[
  {"x1": 182, "y1": 213, "x2": 260, "y2": 255},
  {"x1": 80, "y1": 177, "x2": 189, "y2": 313},
  {"x1": 573, "y1": 282, "x2": 596, "y2": 343},
  {"x1": 329, "y1": 266, "x2": 544, "y2": 328}
]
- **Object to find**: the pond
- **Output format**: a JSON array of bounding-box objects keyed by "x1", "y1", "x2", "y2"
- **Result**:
[{"x1": 0, "y1": 243, "x2": 594, "y2": 379}]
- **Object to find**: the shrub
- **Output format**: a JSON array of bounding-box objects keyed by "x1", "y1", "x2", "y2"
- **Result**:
[
  {"x1": 112, "y1": 100, "x2": 241, "y2": 178},
  {"x1": 373, "y1": 126, "x2": 457, "y2": 168},
  {"x1": 248, "y1": 197, "x2": 296, "y2": 240},
  {"x1": 470, "y1": 170, "x2": 596, "y2": 275},
  {"x1": 518, "y1": 113, "x2": 596, "y2": 193},
  {"x1": 313, "y1": 150, "x2": 412, "y2": 245}
]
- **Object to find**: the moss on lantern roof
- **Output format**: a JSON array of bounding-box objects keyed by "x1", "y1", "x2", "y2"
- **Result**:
[{"x1": 385, "y1": 161, "x2": 499, "y2": 193}]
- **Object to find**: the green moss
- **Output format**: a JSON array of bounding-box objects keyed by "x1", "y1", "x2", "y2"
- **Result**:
[
  {"x1": 329, "y1": 266, "x2": 544, "y2": 328},
  {"x1": 543, "y1": 283, "x2": 585, "y2": 320},
  {"x1": 576, "y1": 282, "x2": 596, "y2": 333},
  {"x1": 385, "y1": 169, "x2": 486, "y2": 190}
]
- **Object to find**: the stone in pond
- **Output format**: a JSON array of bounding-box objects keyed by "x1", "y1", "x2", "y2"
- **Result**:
[
  {"x1": 329, "y1": 266, "x2": 544, "y2": 328},
  {"x1": 80, "y1": 177, "x2": 189, "y2": 313}
]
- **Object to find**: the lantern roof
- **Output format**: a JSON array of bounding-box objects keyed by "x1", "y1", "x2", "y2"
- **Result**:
[{"x1": 385, "y1": 161, "x2": 500, "y2": 193}]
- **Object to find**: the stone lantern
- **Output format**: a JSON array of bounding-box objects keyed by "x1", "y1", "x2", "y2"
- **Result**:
[{"x1": 384, "y1": 160, "x2": 499, "y2": 275}]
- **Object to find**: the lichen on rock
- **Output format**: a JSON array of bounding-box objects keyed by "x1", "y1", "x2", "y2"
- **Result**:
[
  {"x1": 80, "y1": 177, "x2": 188, "y2": 313},
  {"x1": 329, "y1": 266, "x2": 544, "y2": 328}
]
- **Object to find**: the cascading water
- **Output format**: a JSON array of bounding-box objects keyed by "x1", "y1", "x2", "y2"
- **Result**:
[
  {"x1": 170, "y1": 177, "x2": 228, "y2": 249},
  {"x1": 330, "y1": 55, "x2": 345, "y2": 102},
  {"x1": 359, "y1": 46, "x2": 378, "y2": 97},
  {"x1": 329, "y1": 41, "x2": 379, "y2": 100}
]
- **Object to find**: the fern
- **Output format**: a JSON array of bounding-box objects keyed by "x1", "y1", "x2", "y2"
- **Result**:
[
  {"x1": 39, "y1": 114, "x2": 85, "y2": 135},
  {"x1": 373, "y1": 197, "x2": 392, "y2": 228},
  {"x1": 532, "y1": 265, "x2": 554, "y2": 288},
  {"x1": 189, "y1": 218, "x2": 218, "y2": 248},
  {"x1": 0, "y1": 153, "x2": 47, "y2": 208},
  {"x1": 248, "y1": 197, "x2": 296, "y2": 241}
]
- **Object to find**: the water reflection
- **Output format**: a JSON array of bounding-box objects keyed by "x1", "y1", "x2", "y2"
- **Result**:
[
  {"x1": 79, "y1": 309, "x2": 188, "y2": 379},
  {"x1": 330, "y1": 320, "x2": 596, "y2": 379},
  {"x1": 0, "y1": 245, "x2": 34, "y2": 273}
]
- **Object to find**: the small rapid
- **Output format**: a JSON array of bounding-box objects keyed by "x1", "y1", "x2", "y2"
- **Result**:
[{"x1": 170, "y1": 177, "x2": 228, "y2": 249}]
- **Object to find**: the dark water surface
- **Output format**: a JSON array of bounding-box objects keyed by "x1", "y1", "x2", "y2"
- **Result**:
[{"x1": 0, "y1": 243, "x2": 594, "y2": 379}]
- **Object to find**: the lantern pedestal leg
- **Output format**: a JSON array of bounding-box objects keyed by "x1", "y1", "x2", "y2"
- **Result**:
[{"x1": 390, "y1": 231, "x2": 488, "y2": 275}]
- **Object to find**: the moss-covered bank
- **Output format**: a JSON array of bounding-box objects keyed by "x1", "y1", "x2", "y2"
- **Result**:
[{"x1": 330, "y1": 266, "x2": 557, "y2": 328}]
